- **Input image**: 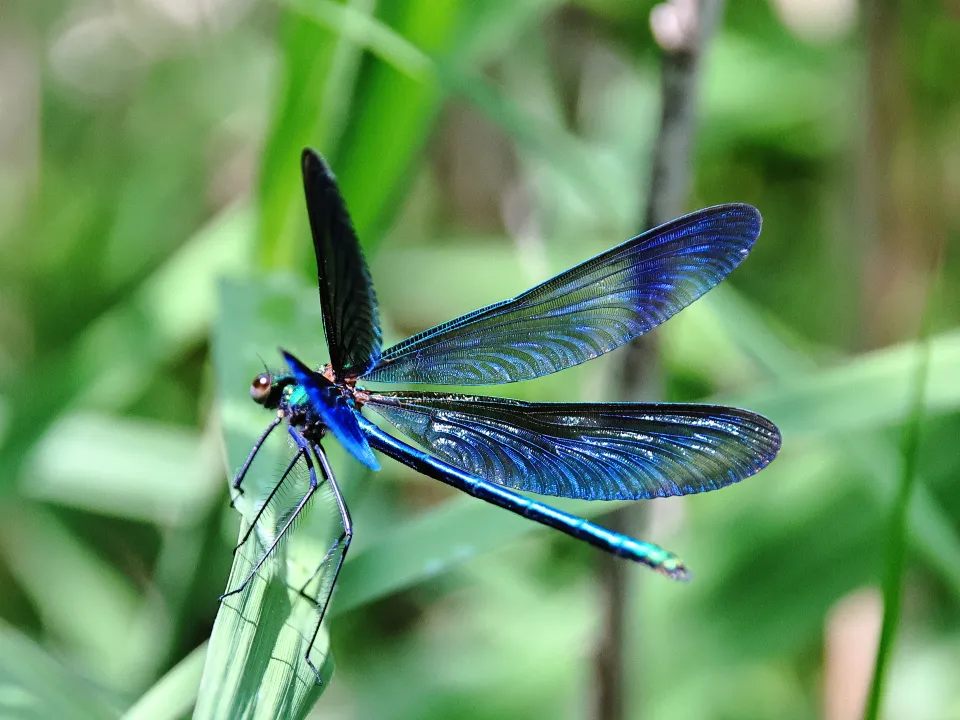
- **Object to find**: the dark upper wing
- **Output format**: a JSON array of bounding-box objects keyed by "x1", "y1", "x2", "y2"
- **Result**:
[
  {"x1": 361, "y1": 204, "x2": 760, "y2": 385},
  {"x1": 362, "y1": 392, "x2": 780, "y2": 500},
  {"x1": 302, "y1": 149, "x2": 381, "y2": 379}
]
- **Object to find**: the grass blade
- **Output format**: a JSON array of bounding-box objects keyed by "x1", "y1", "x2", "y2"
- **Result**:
[
  {"x1": 194, "y1": 522, "x2": 333, "y2": 720},
  {"x1": 198, "y1": 279, "x2": 343, "y2": 718},
  {"x1": 257, "y1": 1, "x2": 367, "y2": 270},
  {"x1": 122, "y1": 644, "x2": 207, "y2": 720},
  {"x1": 863, "y1": 268, "x2": 938, "y2": 720},
  {"x1": 0, "y1": 624, "x2": 118, "y2": 720}
]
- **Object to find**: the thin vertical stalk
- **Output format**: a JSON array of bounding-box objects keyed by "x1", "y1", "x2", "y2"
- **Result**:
[
  {"x1": 862, "y1": 261, "x2": 939, "y2": 719},
  {"x1": 860, "y1": 1, "x2": 943, "y2": 715},
  {"x1": 594, "y1": 2, "x2": 723, "y2": 719}
]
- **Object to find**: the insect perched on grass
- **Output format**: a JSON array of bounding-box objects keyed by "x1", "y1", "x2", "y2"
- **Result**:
[{"x1": 222, "y1": 148, "x2": 781, "y2": 682}]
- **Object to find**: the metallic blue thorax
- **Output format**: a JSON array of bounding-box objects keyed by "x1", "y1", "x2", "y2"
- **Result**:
[{"x1": 281, "y1": 352, "x2": 379, "y2": 470}]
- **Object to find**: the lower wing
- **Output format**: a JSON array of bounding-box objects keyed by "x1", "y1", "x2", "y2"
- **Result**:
[{"x1": 361, "y1": 391, "x2": 780, "y2": 501}]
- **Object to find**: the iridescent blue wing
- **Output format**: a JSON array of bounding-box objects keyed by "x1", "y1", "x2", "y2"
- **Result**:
[
  {"x1": 362, "y1": 392, "x2": 780, "y2": 499},
  {"x1": 283, "y1": 351, "x2": 379, "y2": 470},
  {"x1": 361, "y1": 204, "x2": 760, "y2": 385},
  {"x1": 302, "y1": 149, "x2": 381, "y2": 379}
]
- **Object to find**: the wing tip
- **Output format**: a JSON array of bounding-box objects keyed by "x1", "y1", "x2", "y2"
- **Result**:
[
  {"x1": 711, "y1": 405, "x2": 783, "y2": 479},
  {"x1": 749, "y1": 411, "x2": 783, "y2": 473},
  {"x1": 706, "y1": 202, "x2": 763, "y2": 242},
  {"x1": 301, "y1": 148, "x2": 344, "y2": 197},
  {"x1": 301, "y1": 147, "x2": 333, "y2": 178}
]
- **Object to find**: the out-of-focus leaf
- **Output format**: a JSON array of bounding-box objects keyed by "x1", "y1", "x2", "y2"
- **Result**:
[
  {"x1": 23, "y1": 413, "x2": 219, "y2": 524},
  {"x1": 0, "y1": 502, "x2": 164, "y2": 691},
  {"x1": 674, "y1": 287, "x2": 960, "y2": 601},
  {"x1": 257, "y1": 0, "x2": 368, "y2": 270},
  {"x1": 0, "y1": 623, "x2": 118, "y2": 720},
  {"x1": 733, "y1": 333, "x2": 960, "y2": 437},
  {"x1": 326, "y1": 0, "x2": 463, "y2": 248},
  {"x1": 0, "y1": 205, "x2": 253, "y2": 494},
  {"x1": 287, "y1": 0, "x2": 618, "y2": 235},
  {"x1": 258, "y1": 0, "x2": 469, "y2": 272},
  {"x1": 283, "y1": 0, "x2": 434, "y2": 81},
  {"x1": 121, "y1": 643, "x2": 206, "y2": 720},
  {"x1": 702, "y1": 34, "x2": 848, "y2": 155}
]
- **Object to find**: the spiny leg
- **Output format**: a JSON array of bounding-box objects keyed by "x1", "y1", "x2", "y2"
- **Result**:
[
  {"x1": 220, "y1": 426, "x2": 319, "y2": 601},
  {"x1": 232, "y1": 446, "x2": 306, "y2": 555},
  {"x1": 293, "y1": 534, "x2": 346, "y2": 604},
  {"x1": 289, "y1": 531, "x2": 348, "y2": 685},
  {"x1": 293, "y1": 447, "x2": 350, "y2": 600},
  {"x1": 230, "y1": 416, "x2": 282, "y2": 507},
  {"x1": 302, "y1": 443, "x2": 353, "y2": 685}
]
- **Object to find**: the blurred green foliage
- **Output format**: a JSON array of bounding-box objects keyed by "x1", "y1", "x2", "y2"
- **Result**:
[{"x1": 0, "y1": 0, "x2": 959, "y2": 719}]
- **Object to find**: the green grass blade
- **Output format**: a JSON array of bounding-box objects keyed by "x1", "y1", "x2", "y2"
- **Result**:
[
  {"x1": 863, "y1": 272, "x2": 938, "y2": 720},
  {"x1": 0, "y1": 502, "x2": 158, "y2": 692},
  {"x1": 23, "y1": 413, "x2": 213, "y2": 524},
  {"x1": 197, "y1": 279, "x2": 342, "y2": 718},
  {"x1": 664, "y1": 285, "x2": 960, "y2": 601},
  {"x1": 0, "y1": 204, "x2": 252, "y2": 496},
  {"x1": 287, "y1": 0, "x2": 618, "y2": 224},
  {"x1": 319, "y1": 0, "x2": 464, "y2": 247},
  {"x1": 122, "y1": 644, "x2": 207, "y2": 720},
  {"x1": 0, "y1": 623, "x2": 118, "y2": 720},
  {"x1": 258, "y1": 0, "x2": 470, "y2": 269},
  {"x1": 284, "y1": 0, "x2": 613, "y2": 254},
  {"x1": 257, "y1": 1, "x2": 366, "y2": 270},
  {"x1": 283, "y1": 0, "x2": 434, "y2": 81},
  {"x1": 193, "y1": 524, "x2": 333, "y2": 720}
]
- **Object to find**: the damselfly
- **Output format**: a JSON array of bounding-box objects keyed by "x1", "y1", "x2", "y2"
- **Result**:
[{"x1": 221, "y1": 149, "x2": 781, "y2": 682}]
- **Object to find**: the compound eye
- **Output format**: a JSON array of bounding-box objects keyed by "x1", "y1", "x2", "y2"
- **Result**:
[{"x1": 250, "y1": 373, "x2": 272, "y2": 404}]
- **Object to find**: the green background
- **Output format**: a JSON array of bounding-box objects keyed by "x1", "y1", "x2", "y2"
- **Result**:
[{"x1": 1, "y1": 1, "x2": 959, "y2": 718}]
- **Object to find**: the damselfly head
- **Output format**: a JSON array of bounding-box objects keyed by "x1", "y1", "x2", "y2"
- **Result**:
[
  {"x1": 250, "y1": 372, "x2": 272, "y2": 404},
  {"x1": 249, "y1": 371, "x2": 296, "y2": 409}
]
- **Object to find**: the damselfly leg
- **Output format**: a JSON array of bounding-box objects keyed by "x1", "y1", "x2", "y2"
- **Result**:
[
  {"x1": 229, "y1": 415, "x2": 282, "y2": 507},
  {"x1": 232, "y1": 446, "x2": 306, "y2": 555},
  {"x1": 220, "y1": 425, "x2": 322, "y2": 601},
  {"x1": 297, "y1": 443, "x2": 352, "y2": 684}
]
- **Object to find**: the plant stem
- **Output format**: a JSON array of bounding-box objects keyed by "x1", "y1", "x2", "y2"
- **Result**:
[
  {"x1": 594, "y1": 2, "x2": 723, "y2": 719},
  {"x1": 862, "y1": 262, "x2": 938, "y2": 719}
]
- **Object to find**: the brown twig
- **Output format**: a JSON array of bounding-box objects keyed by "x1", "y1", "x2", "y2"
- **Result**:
[{"x1": 593, "y1": 2, "x2": 724, "y2": 718}]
